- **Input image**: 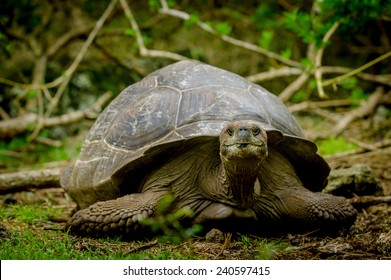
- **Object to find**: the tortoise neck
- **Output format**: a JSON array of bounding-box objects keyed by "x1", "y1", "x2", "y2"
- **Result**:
[{"x1": 219, "y1": 157, "x2": 260, "y2": 209}]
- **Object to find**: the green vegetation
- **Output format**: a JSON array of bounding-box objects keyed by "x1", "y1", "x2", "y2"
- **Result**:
[
  {"x1": 0, "y1": 226, "x2": 292, "y2": 260},
  {"x1": 0, "y1": 202, "x2": 291, "y2": 260},
  {"x1": 316, "y1": 137, "x2": 357, "y2": 156},
  {"x1": 0, "y1": 204, "x2": 62, "y2": 225},
  {"x1": 141, "y1": 194, "x2": 203, "y2": 243},
  {"x1": 0, "y1": 133, "x2": 82, "y2": 169}
]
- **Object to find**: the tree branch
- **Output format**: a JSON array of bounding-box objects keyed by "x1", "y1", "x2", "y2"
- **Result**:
[
  {"x1": 314, "y1": 21, "x2": 340, "y2": 98},
  {"x1": 278, "y1": 72, "x2": 310, "y2": 102},
  {"x1": 44, "y1": 0, "x2": 118, "y2": 118},
  {"x1": 158, "y1": 0, "x2": 302, "y2": 68},
  {"x1": 46, "y1": 24, "x2": 95, "y2": 57},
  {"x1": 322, "y1": 50, "x2": 391, "y2": 87},
  {"x1": 119, "y1": 0, "x2": 188, "y2": 61},
  {"x1": 288, "y1": 99, "x2": 359, "y2": 113},
  {"x1": 246, "y1": 67, "x2": 303, "y2": 82},
  {"x1": 322, "y1": 66, "x2": 391, "y2": 86},
  {"x1": 0, "y1": 92, "x2": 112, "y2": 140},
  {"x1": 333, "y1": 87, "x2": 385, "y2": 136},
  {"x1": 347, "y1": 195, "x2": 391, "y2": 209}
]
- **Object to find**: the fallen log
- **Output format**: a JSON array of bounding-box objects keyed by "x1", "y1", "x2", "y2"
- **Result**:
[{"x1": 0, "y1": 168, "x2": 61, "y2": 194}]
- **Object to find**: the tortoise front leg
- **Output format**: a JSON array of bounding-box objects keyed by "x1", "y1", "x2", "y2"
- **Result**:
[
  {"x1": 254, "y1": 189, "x2": 357, "y2": 232},
  {"x1": 65, "y1": 190, "x2": 169, "y2": 238},
  {"x1": 254, "y1": 149, "x2": 357, "y2": 233}
]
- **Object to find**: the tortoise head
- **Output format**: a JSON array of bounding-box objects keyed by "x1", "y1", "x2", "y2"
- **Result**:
[{"x1": 219, "y1": 120, "x2": 268, "y2": 208}]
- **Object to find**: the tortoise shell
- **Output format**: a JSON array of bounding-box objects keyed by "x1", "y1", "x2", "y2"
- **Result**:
[{"x1": 62, "y1": 60, "x2": 329, "y2": 209}]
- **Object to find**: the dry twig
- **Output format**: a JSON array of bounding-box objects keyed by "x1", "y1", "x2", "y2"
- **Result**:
[
  {"x1": 314, "y1": 21, "x2": 340, "y2": 98},
  {"x1": 246, "y1": 67, "x2": 302, "y2": 82},
  {"x1": 45, "y1": 0, "x2": 118, "y2": 118},
  {"x1": 346, "y1": 138, "x2": 391, "y2": 152},
  {"x1": 323, "y1": 50, "x2": 391, "y2": 87},
  {"x1": 347, "y1": 195, "x2": 391, "y2": 208},
  {"x1": 279, "y1": 72, "x2": 310, "y2": 102},
  {"x1": 333, "y1": 87, "x2": 384, "y2": 136},
  {"x1": 119, "y1": 0, "x2": 188, "y2": 61},
  {"x1": 288, "y1": 99, "x2": 359, "y2": 113}
]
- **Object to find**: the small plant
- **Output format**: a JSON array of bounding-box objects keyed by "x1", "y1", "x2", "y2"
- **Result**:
[
  {"x1": 257, "y1": 239, "x2": 292, "y2": 260},
  {"x1": 141, "y1": 194, "x2": 203, "y2": 243}
]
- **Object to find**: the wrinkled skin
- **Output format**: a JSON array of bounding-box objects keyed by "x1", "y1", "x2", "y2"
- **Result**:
[{"x1": 65, "y1": 120, "x2": 356, "y2": 238}]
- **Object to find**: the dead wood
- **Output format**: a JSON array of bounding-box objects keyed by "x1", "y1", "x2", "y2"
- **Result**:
[
  {"x1": 279, "y1": 72, "x2": 310, "y2": 102},
  {"x1": 0, "y1": 92, "x2": 111, "y2": 140},
  {"x1": 346, "y1": 138, "x2": 391, "y2": 151},
  {"x1": 333, "y1": 87, "x2": 384, "y2": 136},
  {"x1": 288, "y1": 99, "x2": 359, "y2": 113},
  {"x1": 0, "y1": 168, "x2": 61, "y2": 194},
  {"x1": 347, "y1": 195, "x2": 391, "y2": 209}
]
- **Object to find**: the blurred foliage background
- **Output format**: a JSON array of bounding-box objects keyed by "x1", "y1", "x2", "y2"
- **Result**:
[{"x1": 0, "y1": 0, "x2": 390, "y2": 168}]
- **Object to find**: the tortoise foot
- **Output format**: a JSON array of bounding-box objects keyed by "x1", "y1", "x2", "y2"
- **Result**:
[
  {"x1": 254, "y1": 189, "x2": 357, "y2": 233},
  {"x1": 65, "y1": 191, "x2": 168, "y2": 238},
  {"x1": 280, "y1": 191, "x2": 358, "y2": 233},
  {"x1": 307, "y1": 192, "x2": 357, "y2": 227}
]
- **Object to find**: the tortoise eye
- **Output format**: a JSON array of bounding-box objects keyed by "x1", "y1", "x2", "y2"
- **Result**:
[
  {"x1": 227, "y1": 128, "x2": 234, "y2": 136},
  {"x1": 253, "y1": 127, "x2": 260, "y2": 136}
]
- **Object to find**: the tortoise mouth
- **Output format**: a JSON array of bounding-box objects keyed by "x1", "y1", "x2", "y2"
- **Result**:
[
  {"x1": 224, "y1": 141, "x2": 265, "y2": 146},
  {"x1": 224, "y1": 142, "x2": 265, "y2": 149},
  {"x1": 221, "y1": 142, "x2": 268, "y2": 161}
]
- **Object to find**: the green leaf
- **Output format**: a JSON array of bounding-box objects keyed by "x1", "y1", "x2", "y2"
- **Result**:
[
  {"x1": 300, "y1": 58, "x2": 314, "y2": 69},
  {"x1": 156, "y1": 194, "x2": 175, "y2": 214},
  {"x1": 258, "y1": 31, "x2": 274, "y2": 49},
  {"x1": 185, "y1": 13, "x2": 200, "y2": 27},
  {"x1": 349, "y1": 89, "x2": 369, "y2": 101},
  {"x1": 8, "y1": 136, "x2": 28, "y2": 150},
  {"x1": 148, "y1": 0, "x2": 160, "y2": 10},
  {"x1": 27, "y1": 90, "x2": 37, "y2": 99},
  {"x1": 283, "y1": 9, "x2": 316, "y2": 44},
  {"x1": 124, "y1": 29, "x2": 136, "y2": 37},
  {"x1": 281, "y1": 48, "x2": 292, "y2": 59},
  {"x1": 292, "y1": 90, "x2": 309, "y2": 103},
  {"x1": 214, "y1": 22, "x2": 232, "y2": 35},
  {"x1": 190, "y1": 48, "x2": 205, "y2": 60},
  {"x1": 340, "y1": 77, "x2": 358, "y2": 90}
]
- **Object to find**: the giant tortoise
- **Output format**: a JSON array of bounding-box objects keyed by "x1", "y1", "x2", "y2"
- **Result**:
[{"x1": 61, "y1": 60, "x2": 357, "y2": 238}]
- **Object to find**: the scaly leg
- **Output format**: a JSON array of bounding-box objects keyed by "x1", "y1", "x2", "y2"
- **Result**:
[
  {"x1": 254, "y1": 149, "x2": 356, "y2": 233},
  {"x1": 65, "y1": 190, "x2": 169, "y2": 238}
]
